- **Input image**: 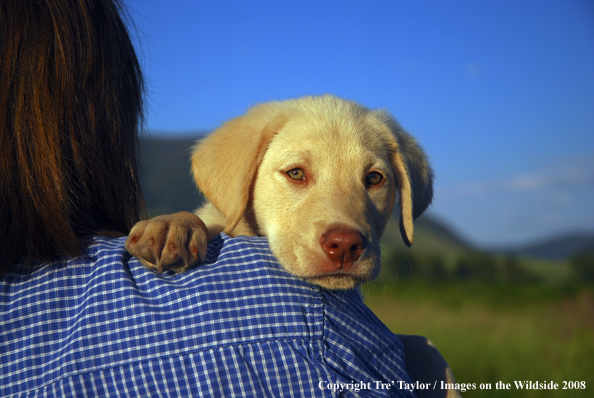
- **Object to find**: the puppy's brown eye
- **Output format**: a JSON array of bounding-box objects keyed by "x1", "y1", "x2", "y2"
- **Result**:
[
  {"x1": 366, "y1": 172, "x2": 383, "y2": 186},
  {"x1": 287, "y1": 168, "x2": 306, "y2": 181}
]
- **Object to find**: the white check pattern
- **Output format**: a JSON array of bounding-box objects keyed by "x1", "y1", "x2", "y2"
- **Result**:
[{"x1": 1, "y1": 234, "x2": 416, "y2": 397}]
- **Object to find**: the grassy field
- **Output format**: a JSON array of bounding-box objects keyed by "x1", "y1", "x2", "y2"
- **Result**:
[{"x1": 362, "y1": 281, "x2": 594, "y2": 397}]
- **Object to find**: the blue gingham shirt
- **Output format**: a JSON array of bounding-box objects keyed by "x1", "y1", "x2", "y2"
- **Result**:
[{"x1": 1, "y1": 234, "x2": 417, "y2": 397}]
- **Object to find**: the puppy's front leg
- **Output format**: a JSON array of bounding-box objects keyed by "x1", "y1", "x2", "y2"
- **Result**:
[{"x1": 125, "y1": 211, "x2": 208, "y2": 273}]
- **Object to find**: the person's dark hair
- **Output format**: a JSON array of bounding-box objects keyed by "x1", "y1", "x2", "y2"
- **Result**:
[{"x1": 0, "y1": 0, "x2": 146, "y2": 273}]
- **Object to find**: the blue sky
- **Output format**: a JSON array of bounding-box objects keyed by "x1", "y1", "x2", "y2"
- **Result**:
[{"x1": 128, "y1": 0, "x2": 594, "y2": 247}]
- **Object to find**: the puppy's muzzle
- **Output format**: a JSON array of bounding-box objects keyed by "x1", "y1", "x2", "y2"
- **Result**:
[{"x1": 321, "y1": 227, "x2": 367, "y2": 271}]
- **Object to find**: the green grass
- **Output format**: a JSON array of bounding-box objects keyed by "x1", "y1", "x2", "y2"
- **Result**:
[{"x1": 362, "y1": 281, "x2": 594, "y2": 397}]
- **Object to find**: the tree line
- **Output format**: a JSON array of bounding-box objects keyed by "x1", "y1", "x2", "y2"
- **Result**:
[{"x1": 380, "y1": 246, "x2": 594, "y2": 285}]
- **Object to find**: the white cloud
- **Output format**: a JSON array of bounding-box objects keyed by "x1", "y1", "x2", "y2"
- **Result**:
[{"x1": 439, "y1": 156, "x2": 594, "y2": 200}]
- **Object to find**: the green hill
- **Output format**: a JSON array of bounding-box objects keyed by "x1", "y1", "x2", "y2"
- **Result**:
[{"x1": 382, "y1": 212, "x2": 471, "y2": 258}]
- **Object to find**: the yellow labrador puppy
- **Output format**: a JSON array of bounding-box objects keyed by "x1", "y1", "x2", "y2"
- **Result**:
[
  {"x1": 127, "y1": 95, "x2": 432, "y2": 288},
  {"x1": 126, "y1": 95, "x2": 459, "y2": 397}
]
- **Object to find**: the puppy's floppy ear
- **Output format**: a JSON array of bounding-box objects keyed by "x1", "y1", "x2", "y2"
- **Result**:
[
  {"x1": 378, "y1": 113, "x2": 434, "y2": 246},
  {"x1": 191, "y1": 108, "x2": 289, "y2": 234}
]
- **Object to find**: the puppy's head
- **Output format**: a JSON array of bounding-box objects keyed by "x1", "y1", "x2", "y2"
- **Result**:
[{"x1": 192, "y1": 95, "x2": 433, "y2": 289}]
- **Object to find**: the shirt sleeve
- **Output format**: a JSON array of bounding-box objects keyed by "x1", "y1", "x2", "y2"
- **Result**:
[{"x1": 1, "y1": 234, "x2": 417, "y2": 397}]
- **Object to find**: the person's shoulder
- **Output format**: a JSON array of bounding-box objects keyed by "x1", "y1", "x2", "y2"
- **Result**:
[{"x1": 199, "y1": 233, "x2": 318, "y2": 295}]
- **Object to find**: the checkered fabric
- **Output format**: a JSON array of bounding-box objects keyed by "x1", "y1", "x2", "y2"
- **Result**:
[{"x1": 1, "y1": 234, "x2": 417, "y2": 397}]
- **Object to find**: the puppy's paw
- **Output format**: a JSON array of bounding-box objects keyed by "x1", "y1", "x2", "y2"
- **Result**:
[{"x1": 125, "y1": 211, "x2": 208, "y2": 273}]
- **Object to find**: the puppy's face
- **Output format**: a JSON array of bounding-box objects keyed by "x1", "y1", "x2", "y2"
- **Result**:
[{"x1": 252, "y1": 109, "x2": 397, "y2": 289}]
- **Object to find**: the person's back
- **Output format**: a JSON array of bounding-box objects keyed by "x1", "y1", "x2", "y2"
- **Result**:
[{"x1": 1, "y1": 234, "x2": 417, "y2": 397}]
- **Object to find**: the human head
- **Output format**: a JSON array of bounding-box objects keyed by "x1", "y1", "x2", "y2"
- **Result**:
[{"x1": 0, "y1": 0, "x2": 146, "y2": 273}]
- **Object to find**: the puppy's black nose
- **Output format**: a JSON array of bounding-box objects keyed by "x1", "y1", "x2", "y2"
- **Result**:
[{"x1": 321, "y1": 228, "x2": 366, "y2": 268}]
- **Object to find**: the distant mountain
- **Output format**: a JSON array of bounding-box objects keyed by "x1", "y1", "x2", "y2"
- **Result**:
[{"x1": 504, "y1": 232, "x2": 594, "y2": 260}]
